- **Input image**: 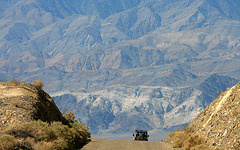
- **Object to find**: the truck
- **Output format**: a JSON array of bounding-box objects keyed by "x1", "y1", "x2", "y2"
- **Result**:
[{"x1": 133, "y1": 130, "x2": 149, "y2": 141}]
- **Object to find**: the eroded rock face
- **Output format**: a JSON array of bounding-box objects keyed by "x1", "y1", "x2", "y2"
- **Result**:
[
  {"x1": 0, "y1": 81, "x2": 64, "y2": 131},
  {"x1": 187, "y1": 82, "x2": 240, "y2": 149}
]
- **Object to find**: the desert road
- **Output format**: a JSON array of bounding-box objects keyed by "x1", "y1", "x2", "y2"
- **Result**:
[{"x1": 81, "y1": 138, "x2": 178, "y2": 150}]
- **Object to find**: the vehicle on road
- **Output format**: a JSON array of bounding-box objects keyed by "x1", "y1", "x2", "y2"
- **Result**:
[{"x1": 133, "y1": 130, "x2": 149, "y2": 141}]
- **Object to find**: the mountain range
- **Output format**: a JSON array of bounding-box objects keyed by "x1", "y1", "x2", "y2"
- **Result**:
[{"x1": 0, "y1": 0, "x2": 240, "y2": 140}]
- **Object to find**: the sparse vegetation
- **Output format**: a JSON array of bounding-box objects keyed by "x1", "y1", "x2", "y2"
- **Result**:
[
  {"x1": 0, "y1": 134, "x2": 17, "y2": 150},
  {"x1": 32, "y1": 79, "x2": 44, "y2": 89},
  {"x1": 185, "y1": 134, "x2": 207, "y2": 150},
  {"x1": 167, "y1": 126, "x2": 210, "y2": 150},
  {"x1": 10, "y1": 78, "x2": 21, "y2": 85},
  {"x1": 0, "y1": 80, "x2": 90, "y2": 149},
  {"x1": 64, "y1": 111, "x2": 75, "y2": 122},
  {"x1": 167, "y1": 130, "x2": 187, "y2": 148},
  {"x1": 3, "y1": 112, "x2": 90, "y2": 150}
]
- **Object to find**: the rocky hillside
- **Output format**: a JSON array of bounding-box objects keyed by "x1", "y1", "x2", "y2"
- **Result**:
[
  {"x1": 0, "y1": 80, "x2": 64, "y2": 131},
  {"x1": 187, "y1": 81, "x2": 240, "y2": 149},
  {"x1": 168, "y1": 81, "x2": 240, "y2": 149},
  {"x1": 0, "y1": 80, "x2": 90, "y2": 150}
]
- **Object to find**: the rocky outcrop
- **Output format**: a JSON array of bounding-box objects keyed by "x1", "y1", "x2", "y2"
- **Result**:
[
  {"x1": 0, "y1": 81, "x2": 64, "y2": 131},
  {"x1": 187, "y1": 82, "x2": 240, "y2": 149}
]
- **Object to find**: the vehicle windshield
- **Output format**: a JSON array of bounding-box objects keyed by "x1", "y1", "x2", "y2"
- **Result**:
[{"x1": 137, "y1": 132, "x2": 147, "y2": 137}]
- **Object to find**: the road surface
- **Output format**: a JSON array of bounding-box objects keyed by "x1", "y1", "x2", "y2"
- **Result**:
[{"x1": 81, "y1": 138, "x2": 176, "y2": 150}]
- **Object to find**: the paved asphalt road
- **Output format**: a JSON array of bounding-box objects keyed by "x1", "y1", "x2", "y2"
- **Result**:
[{"x1": 81, "y1": 138, "x2": 176, "y2": 150}]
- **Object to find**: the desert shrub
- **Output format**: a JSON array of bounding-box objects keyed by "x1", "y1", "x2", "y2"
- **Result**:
[
  {"x1": 6, "y1": 111, "x2": 90, "y2": 150},
  {"x1": 51, "y1": 121, "x2": 76, "y2": 149},
  {"x1": 8, "y1": 130, "x2": 34, "y2": 139},
  {"x1": 70, "y1": 120, "x2": 91, "y2": 142},
  {"x1": 63, "y1": 111, "x2": 75, "y2": 122},
  {"x1": 13, "y1": 120, "x2": 56, "y2": 141},
  {"x1": 167, "y1": 130, "x2": 188, "y2": 148},
  {"x1": 190, "y1": 143, "x2": 211, "y2": 150},
  {"x1": 184, "y1": 134, "x2": 206, "y2": 150},
  {"x1": 32, "y1": 141, "x2": 53, "y2": 150},
  {"x1": 49, "y1": 120, "x2": 90, "y2": 149},
  {"x1": 167, "y1": 128, "x2": 209, "y2": 149},
  {"x1": 183, "y1": 126, "x2": 195, "y2": 134},
  {"x1": 51, "y1": 137, "x2": 69, "y2": 150},
  {"x1": 10, "y1": 78, "x2": 21, "y2": 85},
  {"x1": 0, "y1": 134, "x2": 17, "y2": 150},
  {"x1": 63, "y1": 111, "x2": 91, "y2": 142},
  {"x1": 32, "y1": 79, "x2": 44, "y2": 89}
]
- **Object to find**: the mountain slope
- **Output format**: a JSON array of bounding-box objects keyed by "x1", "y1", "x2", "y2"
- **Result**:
[
  {"x1": 179, "y1": 82, "x2": 240, "y2": 149},
  {"x1": 53, "y1": 74, "x2": 237, "y2": 135}
]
